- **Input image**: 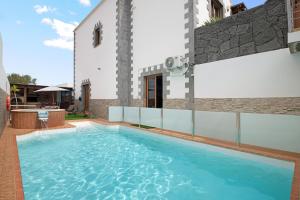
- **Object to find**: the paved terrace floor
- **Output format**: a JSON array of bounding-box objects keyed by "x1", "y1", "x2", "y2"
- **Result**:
[{"x1": 0, "y1": 119, "x2": 299, "y2": 200}]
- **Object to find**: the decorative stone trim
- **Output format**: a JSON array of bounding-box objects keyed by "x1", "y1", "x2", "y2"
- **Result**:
[
  {"x1": 194, "y1": 98, "x2": 300, "y2": 115},
  {"x1": 73, "y1": 31, "x2": 76, "y2": 98},
  {"x1": 184, "y1": 0, "x2": 198, "y2": 109},
  {"x1": 116, "y1": 0, "x2": 133, "y2": 106},
  {"x1": 129, "y1": 0, "x2": 134, "y2": 102},
  {"x1": 137, "y1": 64, "x2": 170, "y2": 104},
  {"x1": 92, "y1": 21, "x2": 103, "y2": 47}
]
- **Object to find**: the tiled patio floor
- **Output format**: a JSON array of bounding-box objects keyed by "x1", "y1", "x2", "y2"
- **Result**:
[{"x1": 0, "y1": 119, "x2": 299, "y2": 200}]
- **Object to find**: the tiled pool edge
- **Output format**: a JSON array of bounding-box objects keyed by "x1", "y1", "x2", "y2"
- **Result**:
[
  {"x1": 13, "y1": 135, "x2": 24, "y2": 200},
  {"x1": 1, "y1": 119, "x2": 299, "y2": 200},
  {"x1": 0, "y1": 123, "x2": 75, "y2": 200}
]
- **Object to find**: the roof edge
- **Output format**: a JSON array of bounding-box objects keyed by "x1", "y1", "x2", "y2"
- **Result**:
[{"x1": 74, "y1": 0, "x2": 109, "y2": 32}]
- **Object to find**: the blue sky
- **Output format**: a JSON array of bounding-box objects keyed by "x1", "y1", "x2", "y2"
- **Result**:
[{"x1": 0, "y1": 0, "x2": 265, "y2": 86}]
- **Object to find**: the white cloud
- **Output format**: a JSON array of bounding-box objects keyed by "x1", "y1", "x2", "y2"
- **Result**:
[
  {"x1": 16, "y1": 20, "x2": 22, "y2": 25},
  {"x1": 43, "y1": 39, "x2": 73, "y2": 50},
  {"x1": 79, "y1": 0, "x2": 91, "y2": 7},
  {"x1": 34, "y1": 5, "x2": 56, "y2": 14},
  {"x1": 41, "y1": 18, "x2": 78, "y2": 50}
]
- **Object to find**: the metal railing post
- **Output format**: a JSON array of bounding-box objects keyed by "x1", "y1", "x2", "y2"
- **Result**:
[
  {"x1": 236, "y1": 112, "x2": 241, "y2": 146},
  {"x1": 192, "y1": 109, "x2": 195, "y2": 136},
  {"x1": 122, "y1": 106, "x2": 124, "y2": 122},
  {"x1": 161, "y1": 108, "x2": 163, "y2": 129},
  {"x1": 139, "y1": 107, "x2": 141, "y2": 128}
]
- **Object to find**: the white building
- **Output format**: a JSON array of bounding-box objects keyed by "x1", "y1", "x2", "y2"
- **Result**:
[
  {"x1": 74, "y1": 0, "x2": 232, "y2": 118},
  {"x1": 74, "y1": 0, "x2": 300, "y2": 119}
]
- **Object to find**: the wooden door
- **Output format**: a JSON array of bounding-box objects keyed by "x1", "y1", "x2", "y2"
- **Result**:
[
  {"x1": 145, "y1": 74, "x2": 163, "y2": 108},
  {"x1": 83, "y1": 84, "x2": 90, "y2": 112}
]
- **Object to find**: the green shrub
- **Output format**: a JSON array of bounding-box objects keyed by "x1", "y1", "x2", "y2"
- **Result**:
[{"x1": 203, "y1": 17, "x2": 222, "y2": 26}]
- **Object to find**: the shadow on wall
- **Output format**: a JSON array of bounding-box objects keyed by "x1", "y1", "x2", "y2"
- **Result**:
[{"x1": 195, "y1": 0, "x2": 288, "y2": 64}]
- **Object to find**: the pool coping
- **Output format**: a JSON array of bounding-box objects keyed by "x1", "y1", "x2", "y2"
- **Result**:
[{"x1": 0, "y1": 118, "x2": 299, "y2": 200}]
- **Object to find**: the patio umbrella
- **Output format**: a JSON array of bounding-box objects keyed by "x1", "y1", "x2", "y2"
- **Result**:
[{"x1": 34, "y1": 86, "x2": 68, "y2": 105}]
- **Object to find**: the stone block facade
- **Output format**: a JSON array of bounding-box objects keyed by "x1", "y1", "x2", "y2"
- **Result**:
[
  {"x1": 89, "y1": 99, "x2": 120, "y2": 119},
  {"x1": 194, "y1": 98, "x2": 300, "y2": 115},
  {"x1": 195, "y1": 0, "x2": 288, "y2": 64},
  {"x1": 0, "y1": 88, "x2": 8, "y2": 136}
]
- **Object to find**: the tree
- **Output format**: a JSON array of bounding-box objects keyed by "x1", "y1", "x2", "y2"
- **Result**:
[
  {"x1": 7, "y1": 73, "x2": 37, "y2": 85},
  {"x1": 11, "y1": 85, "x2": 20, "y2": 105}
]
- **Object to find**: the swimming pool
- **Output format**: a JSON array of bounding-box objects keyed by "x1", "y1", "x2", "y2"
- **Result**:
[{"x1": 17, "y1": 122, "x2": 294, "y2": 200}]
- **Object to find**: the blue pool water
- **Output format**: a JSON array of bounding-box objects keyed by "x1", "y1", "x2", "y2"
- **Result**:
[{"x1": 17, "y1": 123, "x2": 294, "y2": 200}]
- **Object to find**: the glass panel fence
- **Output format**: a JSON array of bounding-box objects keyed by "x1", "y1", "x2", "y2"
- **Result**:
[
  {"x1": 240, "y1": 113, "x2": 300, "y2": 153},
  {"x1": 140, "y1": 108, "x2": 162, "y2": 128},
  {"x1": 163, "y1": 109, "x2": 193, "y2": 134},
  {"x1": 108, "y1": 106, "x2": 123, "y2": 122},
  {"x1": 195, "y1": 111, "x2": 237, "y2": 143},
  {"x1": 123, "y1": 107, "x2": 139, "y2": 124},
  {"x1": 108, "y1": 106, "x2": 300, "y2": 153}
]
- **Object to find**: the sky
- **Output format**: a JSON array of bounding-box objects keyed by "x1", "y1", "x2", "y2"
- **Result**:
[{"x1": 0, "y1": 0, "x2": 265, "y2": 86}]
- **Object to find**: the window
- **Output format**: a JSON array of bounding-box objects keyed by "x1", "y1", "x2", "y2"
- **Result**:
[
  {"x1": 211, "y1": 0, "x2": 223, "y2": 19},
  {"x1": 94, "y1": 28, "x2": 101, "y2": 46},
  {"x1": 93, "y1": 22, "x2": 102, "y2": 47}
]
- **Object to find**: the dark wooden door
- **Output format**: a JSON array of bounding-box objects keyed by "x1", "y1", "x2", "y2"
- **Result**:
[{"x1": 83, "y1": 84, "x2": 90, "y2": 112}]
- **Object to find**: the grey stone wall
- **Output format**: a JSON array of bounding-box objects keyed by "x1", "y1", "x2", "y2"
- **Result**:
[
  {"x1": 164, "y1": 99, "x2": 189, "y2": 110},
  {"x1": 194, "y1": 98, "x2": 300, "y2": 115},
  {"x1": 195, "y1": 0, "x2": 288, "y2": 64},
  {"x1": 0, "y1": 88, "x2": 8, "y2": 136},
  {"x1": 89, "y1": 99, "x2": 120, "y2": 119}
]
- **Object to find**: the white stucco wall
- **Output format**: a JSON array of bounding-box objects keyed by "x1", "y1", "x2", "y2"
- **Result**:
[
  {"x1": 75, "y1": 0, "x2": 117, "y2": 99},
  {"x1": 194, "y1": 48, "x2": 300, "y2": 98},
  {"x1": 131, "y1": 0, "x2": 188, "y2": 99},
  {"x1": 196, "y1": 0, "x2": 232, "y2": 27},
  {"x1": 197, "y1": 0, "x2": 210, "y2": 27},
  {"x1": 0, "y1": 33, "x2": 10, "y2": 94}
]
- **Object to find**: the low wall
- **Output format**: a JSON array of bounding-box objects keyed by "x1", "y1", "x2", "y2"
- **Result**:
[
  {"x1": 0, "y1": 34, "x2": 9, "y2": 136},
  {"x1": 0, "y1": 88, "x2": 8, "y2": 136},
  {"x1": 194, "y1": 0, "x2": 288, "y2": 64},
  {"x1": 194, "y1": 48, "x2": 300, "y2": 115}
]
